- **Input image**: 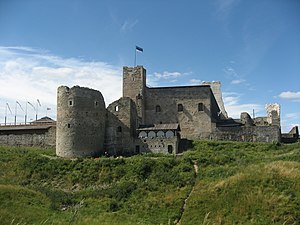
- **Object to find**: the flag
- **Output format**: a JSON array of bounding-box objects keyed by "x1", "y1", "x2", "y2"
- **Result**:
[
  {"x1": 6, "y1": 103, "x2": 12, "y2": 114},
  {"x1": 16, "y1": 101, "x2": 24, "y2": 111},
  {"x1": 47, "y1": 108, "x2": 51, "y2": 110},
  {"x1": 136, "y1": 46, "x2": 143, "y2": 52},
  {"x1": 27, "y1": 101, "x2": 36, "y2": 110},
  {"x1": 37, "y1": 99, "x2": 41, "y2": 107}
]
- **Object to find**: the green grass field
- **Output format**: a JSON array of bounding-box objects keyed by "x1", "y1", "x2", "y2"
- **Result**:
[{"x1": 0, "y1": 141, "x2": 299, "y2": 224}]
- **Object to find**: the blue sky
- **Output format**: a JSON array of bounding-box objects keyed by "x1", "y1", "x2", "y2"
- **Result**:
[{"x1": 0, "y1": 0, "x2": 299, "y2": 132}]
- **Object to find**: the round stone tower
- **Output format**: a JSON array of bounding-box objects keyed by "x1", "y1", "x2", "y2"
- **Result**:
[{"x1": 56, "y1": 86, "x2": 106, "y2": 158}]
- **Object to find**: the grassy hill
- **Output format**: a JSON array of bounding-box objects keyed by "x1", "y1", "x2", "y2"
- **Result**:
[{"x1": 0, "y1": 141, "x2": 299, "y2": 224}]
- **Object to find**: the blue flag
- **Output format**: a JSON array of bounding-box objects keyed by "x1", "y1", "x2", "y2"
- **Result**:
[{"x1": 136, "y1": 46, "x2": 143, "y2": 52}]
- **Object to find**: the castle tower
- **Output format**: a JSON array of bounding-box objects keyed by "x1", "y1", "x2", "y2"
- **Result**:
[
  {"x1": 123, "y1": 66, "x2": 146, "y2": 124},
  {"x1": 266, "y1": 103, "x2": 280, "y2": 127},
  {"x1": 56, "y1": 86, "x2": 106, "y2": 158},
  {"x1": 202, "y1": 81, "x2": 228, "y2": 119}
]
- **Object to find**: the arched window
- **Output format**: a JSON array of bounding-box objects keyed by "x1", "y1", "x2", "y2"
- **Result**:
[
  {"x1": 157, "y1": 131, "x2": 165, "y2": 138},
  {"x1": 166, "y1": 130, "x2": 174, "y2": 138},
  {"x1": 115, "y1": 105, "x2": 119, "y2": 112},
  {"x1": 198, "y1": 103, "x2": 204, "y2": 111},
  {"x1": 139, "y1": 131, "x2": 147, "y2": 138},
  {"x1": 148, "y1": 131, "x2": 156, "y2": 138},
  {"x1": 178, "y1": 104, "x2": 183, "y2": 112},
  {"x1": 155, "y1": 105, "x2": 161, "y2": 112},
  {"x1": 117, "y1": 126, "x2": 122, "y2": 132}
]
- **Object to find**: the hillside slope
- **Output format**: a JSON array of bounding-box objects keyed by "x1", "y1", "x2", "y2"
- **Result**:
[
  {"x1": 0, "y1": 141, "x2": 299, "y2": 224},
  {"x1": 181, "y1": 141, "x2": 300, "y2": 224}
]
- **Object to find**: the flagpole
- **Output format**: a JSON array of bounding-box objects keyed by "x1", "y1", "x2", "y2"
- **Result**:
[
  {"x1": 5, "y1": 103, "x2": 7, "y2": 125},
  {"x1": 15, "y1": 101, "x2": 17, "y2": 125},
  {"x1": 36, "y1": 101, "x2": 38, "y2": 121},
  {"x1": 134, "y1": 47, "x2": 137, "y2": 67},
  {"x1": 36, "y1": 99, "x2": 41, "y2": 121},
  {"x1": 25, "y1": 101, "x2": 27, "y2": 125}
]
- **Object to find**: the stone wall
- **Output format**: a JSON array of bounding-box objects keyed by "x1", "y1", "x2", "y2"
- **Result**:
[
  {"x1": 56, "y1": 86, "x2": 106, "y2": 158},
  {"x1": 0, "y1": 126, "x2": 56, "y2": 147},
  {"x1": 211, "y1": 125, "x2": 281, "y2": 142},
  {"x1": 254, "y1": 117, "x2": 269, "y2": 126},
  {"x1": 144, "y1": 86, "x2": 221, "y2": 140},
  {"x1": 136, "y1": 137, "x2": 179, "y2": 154},
  {"x1": 106, "y1": 97, "x2": 137, "y2": 155}
]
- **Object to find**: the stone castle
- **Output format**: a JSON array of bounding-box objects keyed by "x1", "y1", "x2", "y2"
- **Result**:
[{"x1": 55, "y1": 65, "x2": 284, "y2": 158}]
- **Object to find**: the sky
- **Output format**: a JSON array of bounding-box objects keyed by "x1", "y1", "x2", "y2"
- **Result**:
[{"x1": 0, "y1": 0, "x2": 299, "y2": 132}]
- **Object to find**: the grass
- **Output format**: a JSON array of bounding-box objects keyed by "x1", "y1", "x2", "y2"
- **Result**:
[
  {"x1": 180, "y1": 141, "x2": 300, "y2": 224},
  {"x1": 0, "y1": 146, "x2": 194, "y2": 224},
  {"x1": 0, "y1": 141, "x2": 299, "y2": 224}
]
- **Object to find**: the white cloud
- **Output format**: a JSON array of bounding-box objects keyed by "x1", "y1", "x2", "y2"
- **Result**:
[
  {"x1": 189, "y1": 79, "x2": 202, "y2": 84},
  {"x1": 223, "y1": 66, "x2": 240, "y2": 79},
  {"x1": 223, "y1": 64, "x2": 253, "y2": 88},
  {"x1": 214, "y1": 0, "x2": 240, "y2": 21},
  {"x1": 231, "y1": 79, "x2": 245, "y2": 84},
  {"x1": 154, "y1": 71, "x2": 182, "y2": 79},
  {"x1": 0, "y1": 46, "x2": 122, "y2": 124},
  {"x1": 147, "y1": 71, "x2": 188, "y2": 87},
  {"x1": 223, "y1": 92, "x2": 263, "y2": 118},
  {"x1": 121, "y1": 19, "x2": 138, "y2": 32},
  {"x1": 285, "y1": 112, "x2": 300, "y2": 119},
  {"x1": 32, "y1": 67, "x2": 74, "y2": 77},
  {"x1": 278, "y1": 91, "x2": 300, "y2": 102}
]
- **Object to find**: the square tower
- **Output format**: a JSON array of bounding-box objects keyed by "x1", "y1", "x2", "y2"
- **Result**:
[{"x1": 123, "y1": 66, "x2": 146, "y2": 124}]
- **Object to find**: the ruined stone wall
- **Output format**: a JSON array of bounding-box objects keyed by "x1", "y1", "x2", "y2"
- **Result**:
[
  {"x1": 0, "y1": 126, "x2": 56, "y2": 147},
  {"x1": 211, "y1": 126, "x2": 281, "y2": 142},
  {"x1": 281, "y1": 126, "x2": 299, "y2": 143},
  {"x1": 240, "y1": 112, "x2": 254, "y2": 126},
  {"x1": 56, "y1": 86, "x2": 106, "y2": 158},
  {"x1": 144, "y1": 86, "x2": 220, "y2": 140},
  {"x1": 106, "y1": 97, "x2": 137, "y2": 155},
  {"x1": 266, "y1": 103, "x2": 280, "y2": 127},
  {"x1": 254, "y1": 117, "x2": 269, "y2": 126}
]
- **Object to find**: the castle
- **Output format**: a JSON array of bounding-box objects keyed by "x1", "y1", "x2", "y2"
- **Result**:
[{"x1": 55, "y1": 66, "x2": 284, "y2": 158}]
